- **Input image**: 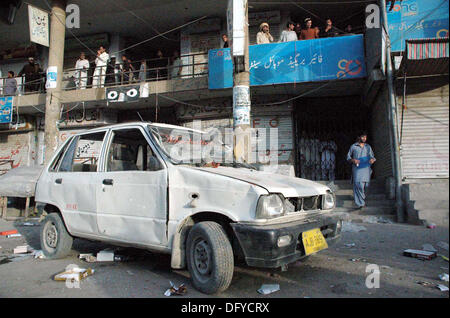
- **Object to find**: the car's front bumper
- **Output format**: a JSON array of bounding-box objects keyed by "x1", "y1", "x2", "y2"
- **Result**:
[{"x1": 230, "y1": 213, "x2": 342, "y2": 268}]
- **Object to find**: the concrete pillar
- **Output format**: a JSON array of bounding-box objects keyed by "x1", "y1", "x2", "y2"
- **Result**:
[
  {"x1": 44, "y1": 0, "x2": 66, "y2": 164},
  {"x1": 233, "y1": 0, "x2": 251, "y2": 162}
]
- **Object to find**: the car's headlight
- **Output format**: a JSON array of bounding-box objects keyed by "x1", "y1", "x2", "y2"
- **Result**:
[
  {"x1": 322, "y1": 191, "x2": 336, "y2": 210},
  {"x1": 256, "y1": 194, "x2": 286, "y2": 219}
]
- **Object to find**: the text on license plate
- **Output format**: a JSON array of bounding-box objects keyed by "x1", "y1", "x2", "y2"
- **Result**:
[{"x1": 302, "y1": 228, "x2": 328, "y2": 255}]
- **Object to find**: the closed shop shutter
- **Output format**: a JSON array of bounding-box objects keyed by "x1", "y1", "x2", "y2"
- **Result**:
[
  {"x1": 399, "y1": 100, "x2": 449, "y2": 179},
  {"x1": 179, "y1": 101, "x2": 294, "y2": 167}
]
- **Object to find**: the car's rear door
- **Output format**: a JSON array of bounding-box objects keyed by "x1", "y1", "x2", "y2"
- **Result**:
[{"x1": 49, "y1": 130, "x2": 108, "y2": 236}]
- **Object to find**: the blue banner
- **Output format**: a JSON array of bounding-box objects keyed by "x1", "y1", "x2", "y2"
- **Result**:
[
  {"x1": 387, "y1": 0, "x2": 449, "y2": 52},
  {"x1": 0, "y1": 97, "x2": 13, "y2": 124},
  {"x1": 209, "y1": 35, "x2": 366, "y2": 90}
]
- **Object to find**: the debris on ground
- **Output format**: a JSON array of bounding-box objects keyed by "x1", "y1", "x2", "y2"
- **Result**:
[
  {"x1": 403, "y1": 249, "x2": 437, "y2": 260},
  {"x1": 164, "y1": 281, "x2": 187, "y2": 296},
  {"x1": 349, "y1": 258, "x2": 368, "y2": 262},
  {"x1": 20, "y1": 222, "x2": 39, "y2": 227},
  {"x1": 437, "y1": 241, "x2": 449, "y2": 251},
  {"x1": 341, "y1": 221, "x2": 367, "y2": 233},
  {"x1": 438, "y1": 273, "x2": 449, "y2": 282},
  {"x1": 6, "y1": 233, "x2": 22, "y2": 238},
  {"x1": 79, "y1": 253, "x2": 97, "y2": 263},
  {"x1": 363, "y1": 216, "x2": 394, "y2": 224},
  {"x1": 439, "y1": 255, "x2": 449, "y2": 262},
  {"x1": 54, "y1": 267, "x2": 94, "y2": 282},
  {"x1": 436, "y1": 284, "x2": 449, "y2": 292},
  {"x1": 424, "y1": 221, "x2": 437, "y2": 229},
  {"x1": 344, "y1": 243, "x2": 356, "y2": 248},
  {"x1": 416, "y1": 281, "x2": 433, "y2": 287},
  {"x1": 0, "y1": 230, "x2": 18, "y2": 236},
  {"x1": 422, "y1": 244, "x2": 437, "y2": 253},
  {"x1": 330, "y1": 283, "x2": 348, "y2": 294},
  {"x1": 96, "y1": 249, "x2": 115, "y2": 262},
  {"x1": 257, "y1": 284, "x2": 280, "y2": 295},
  {"x1": 32, "y1": 250, "x2": 45, "y2": 259},
  {"x1": 13, "y1": 245, "x2": 31, "y2": 254}
]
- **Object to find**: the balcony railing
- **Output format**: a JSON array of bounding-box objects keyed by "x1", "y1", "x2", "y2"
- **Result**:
[{"x1": 0, "y1": 52, "x2": 209, "y2": 97}]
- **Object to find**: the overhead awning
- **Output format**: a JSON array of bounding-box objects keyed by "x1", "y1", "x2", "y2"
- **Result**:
[{"x1": 398, "y1": 37, "x2": 449, "y2": 77}]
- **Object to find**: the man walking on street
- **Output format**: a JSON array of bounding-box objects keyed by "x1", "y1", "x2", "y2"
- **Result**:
[{"x1": 347, "y1": 132, "x2": 376, "y2": 209}]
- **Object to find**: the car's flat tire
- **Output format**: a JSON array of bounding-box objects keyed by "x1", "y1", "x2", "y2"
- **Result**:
[
  {"x1": 186, "y1": 221, "x2": 234, "y2": 294},
  {"x1": 40, "y1": 213, "x2": 73, "y2": 259}
]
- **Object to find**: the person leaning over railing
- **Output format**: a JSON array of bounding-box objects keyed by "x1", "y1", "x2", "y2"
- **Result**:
[{"x1": 18, "y1": 57, "x2": 43, "y2": 92}]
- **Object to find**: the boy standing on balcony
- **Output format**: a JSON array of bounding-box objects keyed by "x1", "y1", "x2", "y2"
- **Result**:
[
  {"x1": 300, "y1": 18, "x2": 319, "y2": 40},
  {"x1": 280, "y1": 21, "x2": 298, "y2": 42}
]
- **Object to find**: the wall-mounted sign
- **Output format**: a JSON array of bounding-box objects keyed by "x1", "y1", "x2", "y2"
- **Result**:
[
  {"x1": 209, "y1": 35, "x2": 367, "y2": 89},
  {"x1": 28, "y1": 5, "x2": 49, "y2": 47},
  {"x1": 0, "y1": 97, "x2": 13, "y2": 124}
]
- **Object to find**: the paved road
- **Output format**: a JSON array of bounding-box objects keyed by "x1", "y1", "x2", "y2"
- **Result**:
[{"x1": 0, "y1": 217, "x2": 448, "y2": 298}]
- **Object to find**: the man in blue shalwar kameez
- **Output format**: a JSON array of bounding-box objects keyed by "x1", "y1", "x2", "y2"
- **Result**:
[{"x1": 346, "y1": 132, "x2": 376, "y2": 209}]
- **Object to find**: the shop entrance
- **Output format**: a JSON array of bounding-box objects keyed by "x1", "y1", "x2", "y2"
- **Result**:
[{"x1": 294, "y1": 96, "x2": 369, "y2": 181}]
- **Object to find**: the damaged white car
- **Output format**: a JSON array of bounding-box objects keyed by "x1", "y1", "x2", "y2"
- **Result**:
[{"x1": 35, "y1": 122, "x2": 343, "y2": 294}]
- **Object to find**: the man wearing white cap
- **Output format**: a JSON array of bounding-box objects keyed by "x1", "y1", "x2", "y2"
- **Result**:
[{"x1": 256, "y1": 22, "x2": 274, "y2": 44}]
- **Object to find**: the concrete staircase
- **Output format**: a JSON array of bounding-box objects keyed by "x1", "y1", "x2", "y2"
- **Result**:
[
  {"x1": 319, "y1": 179, "x2": 397, "y2": 222},
  {"x1": 402, "y1": 180, "x2": 449, "y2": 226}
]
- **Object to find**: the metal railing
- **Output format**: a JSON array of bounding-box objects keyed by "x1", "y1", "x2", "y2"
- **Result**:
[
  {"x1": 0, "y1": 74, "x2": 45, "y2": 97},
  {"x1": 61, "y1": 52, "x2": 209, "y2": 91},
  {"x1": 0, "y1": 52, "x2": 208, "y2": 96}
]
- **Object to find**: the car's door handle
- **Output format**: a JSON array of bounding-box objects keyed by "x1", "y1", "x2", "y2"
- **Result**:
[
  {"x1": 102, "y1": 179, "x2": 114, "y2": 186},
  {"x1": 55, "y1": 178, "x2": 62, "y2": 184}
]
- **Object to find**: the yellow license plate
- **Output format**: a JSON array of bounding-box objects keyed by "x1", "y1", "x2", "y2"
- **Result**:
[{"x1": 302, "y1": 228, "x2": 328, "y2": 255}]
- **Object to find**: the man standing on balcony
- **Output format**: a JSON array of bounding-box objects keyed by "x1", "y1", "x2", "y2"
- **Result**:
[
  {"x1": 93, "y1": 46, "x2": 110, "y2": 88},
  {"x1": 74, "y1": 52, "x2": 89, "y2": 89},
  {"x1": 347, "y1": 132, "x2": 376, "y2": 209},
  {"x1": 280, "y1": 21, "x2": 298, "y2": 42},
  {"x1": 319, "y1": 19, "x2": 340, "y2": 38},
  {"x1": 18, "y1": 57, "x2": 43, "y2": 92},
  {"x1": 222, "y1": 34, "x2": 229, "y2": 48},
  {"x1": 300, "y1": 18, "x2": 319, "y2": 40},
  {"x1": 256, "y1": 22, "x2": 274, "y2": 44}
]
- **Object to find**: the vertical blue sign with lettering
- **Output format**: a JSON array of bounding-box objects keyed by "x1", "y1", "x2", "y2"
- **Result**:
[{"x1": 0, "y1": 97, "x2": 13, "y2": 124}]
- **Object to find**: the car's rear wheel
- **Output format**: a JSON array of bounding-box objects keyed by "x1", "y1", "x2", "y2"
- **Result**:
[
  {"x1": 40, "y1": 213, "x2": 73, "y2": 259},
  {"x1": 186, "y1": 222, "x2": 234, "y2": 294}
]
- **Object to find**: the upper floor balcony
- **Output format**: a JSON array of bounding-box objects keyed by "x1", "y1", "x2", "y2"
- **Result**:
[{"x1": 2, "y1": 34, "x2": 371, "y2": 116}]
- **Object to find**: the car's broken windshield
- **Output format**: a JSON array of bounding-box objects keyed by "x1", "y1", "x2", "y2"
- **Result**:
[{"x1": 148, "y1": 125, "x2": 255, "y2": 169}]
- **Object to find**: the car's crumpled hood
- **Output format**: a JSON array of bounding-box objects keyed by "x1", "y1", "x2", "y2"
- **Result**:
[{"x1": 193, "y1": 166, "x2": 330, "y2": 197}]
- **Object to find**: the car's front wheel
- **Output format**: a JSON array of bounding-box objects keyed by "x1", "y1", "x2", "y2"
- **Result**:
[
  {"x1": 40, "y1": 213, "x2": 73, "y2": 259},
  {"x1": 186, "y1": 222, "x2": 234, "y2": 294}
]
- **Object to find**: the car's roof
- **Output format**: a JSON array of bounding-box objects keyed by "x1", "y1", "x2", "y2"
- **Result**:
[{"x1": 72, "y1": 122, "x2": 204, "y2": 135}]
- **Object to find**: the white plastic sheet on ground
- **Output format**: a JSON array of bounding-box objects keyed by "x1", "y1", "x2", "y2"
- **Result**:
[{"x1": 0, "y1": 166, "x2": 44, "y2": 197}]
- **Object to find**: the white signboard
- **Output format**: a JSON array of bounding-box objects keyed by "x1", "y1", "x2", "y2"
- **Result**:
[{"x1": 28, "y1": 5, "x2": 49, "y2": 47}]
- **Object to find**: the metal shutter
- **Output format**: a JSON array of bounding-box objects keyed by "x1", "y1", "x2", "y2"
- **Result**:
[{"x1": 399, "y1": 96, "x2": 449, "y2": 179}]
